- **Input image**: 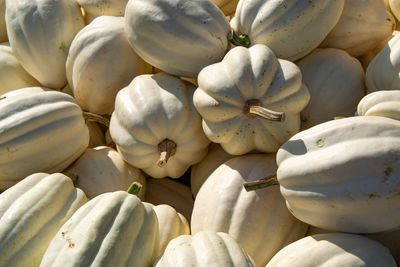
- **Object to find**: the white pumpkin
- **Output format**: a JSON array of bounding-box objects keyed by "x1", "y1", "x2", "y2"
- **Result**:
[
  {"x1": 356, "y1": 90, "x2": 400, "y2": 120},
  {"x1": 0, "y1": 88, "x2": 89, "y2": 190},
  {"x1": 63, "y1": 146, "x2": 146, "y2": 200},
  {"x1": 151, "y1": 204, "x2": 190, "y2": 257},
  {"x1": 194, "y1": 44, "x2": 310, "y2": 155},
  {"x1": 191, "y1": 154, "x2": 308, "y2": 266},
  {"x1": 230, "y1": 0, "x2": 344, "y2": 61},
  {"x1": 145, "y1": 178, "x2": 194, "y2": 222},
  {"x1": 0, "y1": 42, "x2": 41, "y2": 95},
  {"x1": 266, "y1": 233, "x2": 396, "y2": 267},
  {"x1": 190, "y1": 143, "x2": 234, "y2": 197},
  {"x1": 0, "y1": 173, "x2": 87, "y2": 267},
  {"x1": 5, "y1": 0, "x2": 85, "y2": 89},
  {"x1": 124, "y1": 0, "x2": 231, "y2": 77},
  {"x1": 0, "y1": 0, "x2": 6, "y2": 42},
  {"x1": 319, "y1": 0, "x2": 395, "y2": 57},
  {"x1": 76, "y1": 0, "x2": 128, "y2": 23},
  {"x1": 155, "y1": 231, "x2": 256, "y2": 267},
  {"x1": 297, "y1": 48, "x2": 365, "y2": 130},
  {"x1": 366, "y1": 31, "x2": 400, "y2": 92},
  {"x1": 40, "y1": 190, "x2": 159, "y2": 267},
  {"x1": 211, "y1": 0, "x2": 238, "y2": 16},
  {"x1": 67, "y1": 16, "x2": 151, "y2": 115},
  {"x1": 110, "y1": 72, "x2": 210, "y2": 178},
  {"x1": 277, "y1": 116, "x2": 400, "y2": 233}
]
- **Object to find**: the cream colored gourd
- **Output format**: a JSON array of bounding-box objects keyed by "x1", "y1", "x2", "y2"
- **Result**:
[
  {"x1": 320, "y1": 0, "x2": 395, "y2": 57},
  {"x1": 389, "y1": 0, "x2": 400, "y2": 21},
  {"x1": 0, "y1": 88, "x2": 89, "y2": 190},
  {"x1": 266, "y1": 233, "x2": 397, "y2": 267},
  {"x1": 191, "y1": 154, "x2": 308, "y2": 266},
  {"x1": 211, "y1": 0, "x2": 238, "y2": 17},
  {"x1": 76, "y1": 0, "x2": 128, "y2": 23},
  {"x1": 0, "y1": 173, "x2": 87, "y2": 267},
  {"x1": 194, "y1": 44, "x2": 310, "y2": 155},
  {"x1": 0, "y1": 0, "x2": 6, "y2": 42},
  {"x1": 190, "y1": 143, "x2": 234, "y2": 197},
  {"x1": 357, "y1": 90, "x2": 400, "y2": 120},
  {"x1": 297, "y1": 48, "x2": 365, "y2": 130},
  {"x1": 366, "y1": 32, "x2": 400, "y2": 92},
  {"x1": 86, "y1": 121, "x2": 106, "y2": 148},
  {"x1": 277, "y1": 116, "x2": 400, "y2": 233},
  {"x1": 110, "y1": 72, "x2": 210, "y2": 178},
  {"x1": 40, "y1": 190, "x2": 159, "y2": 267},
  {"x1": 155, "y1": 231, "x2": 256, "y2": 267},
  {"x1": 124, "y1": 0, "x2": 231, "y2": 77},
  {"x1": 0, "y1": 43, "x2": 41, "y2": 95},
  {"x1": 146, "y1": 178, "x2": 194, "y2": 222},
  {"x1": 67, "y1": 16, "x2": 151, "y2": 115},
  {"x1": 64, "y1": 146, "x2": 146, "y2": 199},
  {"x1": 151, "y1": 204, "x2": 190, "y2": 257},
  {"x1": 230, "y1": 0, "x2": 344, "y2": 61},
  {"x1": 5, "y1": 0, "x2": 85, "y2": 89}
]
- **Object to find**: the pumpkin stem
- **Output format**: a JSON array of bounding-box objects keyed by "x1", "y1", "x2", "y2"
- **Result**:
[
  {"x1": 230, "y1": 31, "x2": 251, "y2": 48},
  {"x1": 83, "y1": 111, "x2": 110, "y2": 128},
  {"x1": 244, "y1": 99, "x2": 285, "y2": 122},
  {"x1": 127, "y1": 182, "x2": 142, "y2": 196},
  {"x1": 157, "y1": 139, "x2": 177, "y2": 167},
  {"x1": 243, "y1": 175, "x2": 279, "y2": 191}
]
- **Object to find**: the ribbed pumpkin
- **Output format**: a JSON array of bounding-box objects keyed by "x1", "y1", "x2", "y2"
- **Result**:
[
  {"x1": 0, "y1": 173, "x2": 87, "y2": 267},
  {"x1": 124, "y1": 0, "x2": 231, "y2": 77},
  {"x1": 277, "y1": 116, "x2": 400, "y2": 233},
  {"x1": 0, "y1": 88, "x2": 89, "y2": 190},
  {"x1": 267, "y1": 233, "x2": 397, "y2": 267},
  {"x1": 194, "y1": 44, "x2": 310, "y2": 155},
  {"x1": 191, "y1": 154, "x2": 308, "y2": 266},
  {"x1": 5, "y1": 0, "x2": 85, "y2": 89},
  {"x1": 230, "y1": 0, "x2": 344, "y2": 61},
  {"x1": 319, "y1": 0, "x2": 395, "y2": 57},
  {"x1": 357, "y1": 90, "x2": 400, "y2": 120},
  {"x1": 155, "y1": 231, "x2": 256, "y2": 267},
  {"x1": 297, "y1": 48, "x2": 365, "y2": 129},
  {"x1": 109, "y1": 72, "x2": 210, "y2": 178},
  {"x1": 63, "y1": 146, "x2": 146, "y2": 200},
  {"x1": 0, "y1": 42, "x2": 40, "y2": 95},
  {"x1": 40, "y1": 190, "x2": 159, "y2": 267},
  {"x1": 66, "y1": 16, "x2": 152, "y2": 115},
  {"x1": 366, "y1": 32, "x2": 400, "y2": 92}
]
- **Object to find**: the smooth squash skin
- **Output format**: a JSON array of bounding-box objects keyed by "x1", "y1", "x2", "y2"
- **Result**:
[
  {"x1": 194, "y1": 44, "x2": 310, "y2": 155},
  {"x1": 0, "y1": 43, "x2": 41, "y2": 95},
  {"x1": 5, "y1": 0, "x2": 85, "y2": 89},
  {"x1": 320, "y1": 0, "x2": 395, "y2": 57},
  {"x1": 155, "y1": 231, "x2": 256, "y2": 267},
  {"x1": 124, "y1": 0, "x2": 231, "y2": 78},
  {"x1": 40, "y1": 191, "x2": 159, "y2": 267},
  {"x1": 356, "y1": 90, "x2": 400, "y2": 120},
  {"x1": 0, "y1": 88, "x2": 89, "y2": 190},
  {"x1": 110, "y1": 73, "x2": 210, "y2": 179},
  {"x1": 66, "y1": 16, "x2": 152, "y2": 115},
  {"x1": 0, "y1": 173, "x2": 87, "y2": 267},
  {"x1": 231, "y1": 0, "x2": 344, "y2": 61},
  {"x1": 266, "y1": 233, "x2": 397, "y2": 267},
  {"x1": 191, "y1": 154, "x2": 308, "y2": 266},
  {"x1": 277, "y1": 116, "x2": 400, "y2": 233}
]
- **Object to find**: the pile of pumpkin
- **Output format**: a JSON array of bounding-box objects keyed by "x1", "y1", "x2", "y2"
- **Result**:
[{"x1": 1, "y1": 0, "x2": 400, "y2": 266}]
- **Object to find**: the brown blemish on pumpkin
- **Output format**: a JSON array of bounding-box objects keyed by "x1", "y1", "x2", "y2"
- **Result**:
[
  {"x1": 61, "y1": 231, "x2": 75, "y2": 248},
  {"x1": 384, "y1": 166, "x2": 392, "y2": 176}
]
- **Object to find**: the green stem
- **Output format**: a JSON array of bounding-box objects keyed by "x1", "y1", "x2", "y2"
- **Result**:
[
  {"x1": 230, "y1": 31, "x2": 251, "y2": 48},
  {"x1": 127, "y1": 182, "x2": 142, "y2": 196}
]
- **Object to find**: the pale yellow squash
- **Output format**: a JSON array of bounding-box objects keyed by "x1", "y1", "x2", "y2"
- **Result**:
[
  {"x1": 5, "y1": 0, "x2": 85, "y2": 89},
  {"x1": 191, "y1": 154, "x2": 308, "y2": 266},
  {"x1": 0, "y1": 173, "x2": 87, "y2": 267}
]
